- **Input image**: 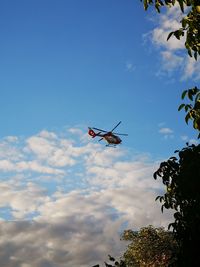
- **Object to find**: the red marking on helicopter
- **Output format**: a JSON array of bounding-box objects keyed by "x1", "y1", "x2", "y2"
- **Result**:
[
  {"x1": 88, "y1": 121, "x2": 128, "y2": 146},
  {"x1": 88, "y1": 129, "x2": 96, "y2": 138}
]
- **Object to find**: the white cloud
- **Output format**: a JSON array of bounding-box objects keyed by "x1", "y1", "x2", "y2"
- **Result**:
[
  {"x1": 0, "y1": 159, "x2": 64, "y2": 175},
  {"x1": 0, "y1": 139, "x2": 23, "y2": 161},
  {"x1": 181, "y1": 135, "x2": 188, "y2": 141},
  {"x1": 151, "y1": 6, "x2": 185, "y2": 51},
  {"x1": 180, "y1": 135, "x2": 199, "y2": 145},
  {"x1": 188, "y1": 139, "x2": 199, "y2": 145},
  {"x1": 16, "y1": 160, "x2": 64, "y2": 175},
  {"x1": 25, "y1": 132, "x2": 78, "y2": 167},
  {"x1": 0, "y1": 181, "x2": 47, "y2": 219},
  {"x1": 4, "y1": 136, "x2": 19, "y2": 142},
  {"x1": 161, "y1": 51, "x2": 183, "y2": 72},
  {"x1": 125, "y1": 62, "x2": 135, "y2": 72},
  {"x1": 159, "y1": 127, "x2": 173, "y2": 134},
  {"x1": 159, "y1": 127, "x2": 174, "y2": 139},
  {"x1": 26, "y1": 135, "x2": 56, "y2": 159},
  {"x1": 39, "y1": 130, "x2": 57, "y2": 139},
  {"x1": 148, "y1": 4, "x2": 200, "y2": 80},
  {"x1": 0, "y1": 159, "x2": 15, "y2": 171},
  {"x1": 181, "y1": 57, "x2": 200, "y2": 80},
  {"x1": 68, "y1": 127, "x2": 83, "y2": 136},
  {"x1": 0, "y1": 129, "x2": 172, "y2": 266}
]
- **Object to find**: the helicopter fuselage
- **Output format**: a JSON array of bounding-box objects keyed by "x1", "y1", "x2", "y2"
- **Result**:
[
  {"x1": 102, "y1": 132, "x2": 121, "y2": 144},
  {"x1": 91, "y1": 131, "x2": 121, "y2": 144}
]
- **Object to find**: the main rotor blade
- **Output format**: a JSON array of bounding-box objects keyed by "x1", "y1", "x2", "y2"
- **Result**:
[
  {"x1": 111, "y1": 121, "x2": 121, "y2": 132},
  {"x1": 92, "y1": 127, "x2": 107, "y2": 133},
  {"x1": 113, "y1": 132, "x2": 128, "y2": 136}
]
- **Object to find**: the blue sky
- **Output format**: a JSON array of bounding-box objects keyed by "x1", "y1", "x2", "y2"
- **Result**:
[
  {"x1": 1, "y1": 0, "x2": 197, "y2": 154},
  {"x1": 0, "y1": 1, "x2": 199, "y2": 266}
]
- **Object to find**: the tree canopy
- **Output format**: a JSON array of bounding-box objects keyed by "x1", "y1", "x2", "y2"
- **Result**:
[
  {"x1": 154, "y1": 144, "x2": 200, "y2": 266},
  {"x1": 95, "y1": 226, "x2": 178, "y2": 267},
  {"x1": 178, "y1": 87, "x2": 200, "y2": 138},
  {"x1": 122, "y1": 226, "x2": 178, "y2": 267}
]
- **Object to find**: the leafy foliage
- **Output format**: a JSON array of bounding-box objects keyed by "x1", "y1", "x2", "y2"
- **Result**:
[
  {"x1": 92, "y1": 255, "x2": 127, "y2": 267},
  {"x1": 140, "y1": 0, "x2": 200, "y2": 59},
  {"x1": 121, "y1": 226, "x2": 178, "y2": 267},
  {"x1": 178, "y1": 86, "x2": 200, "y2": 137},
  {"x1": 94, "y1": 226, "x2": 178, "y2": 267},
  {"x1": 154, "y1": 143, "x2": 200, "y2": 266}
]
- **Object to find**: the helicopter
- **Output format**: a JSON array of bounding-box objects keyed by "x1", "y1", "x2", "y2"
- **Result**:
[{"x1": 88, "y1": 121, "x2": 128, "y2": 146}]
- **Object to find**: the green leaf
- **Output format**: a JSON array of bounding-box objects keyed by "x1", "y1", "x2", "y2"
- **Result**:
[
  {"x1": 185, "y1": 112, "x2": 191, "y2": 124},
  {"x1": 155, "y1": 3, "x2": 161, "y2": 12},
  {"x1": 179, "y1": 0, "x2": 184, "y2": 12},
  {"x1": 108, "y1": 255, "x2": 115, "y2": 262},
  {"x1": 153, "y1": 172, "x2": 158, "y2": 179},
  {"x1": 155, "y1": 196, "x2": 161, "y2": 201},
  {"x1": 193, "y1": 119, "x2": 199, "y2": 129},
  {"x1": 167, "y1": 31, "x2": 174, "y2": 41},
  {"x1": 168, "y1": 222, "x2": 175, "y2": 230},
  {"x1": 188, "y1": 90, "x2": 194, "y2": 101},
  {"x1": 178, "y1": 103, "x2": 185, "y2": 111},
  {"x1": 194, "y1": 91, "x2": 200, "y2": 103},
  {"x1": 185, "y1": 104, "x2": 192, "y2": 112},
  {"x1": 188, "y1": 48, "x2": 192, "y2": 57},
  {"x1": 181, "y1": 90, "x2": 187, "y2": 99},
  {"x1": 169, "y1": 156, "x2": 177, "y2": 160},
  {"x1": 181, "y1": 17, "x2": 188, "y2": 28},
  {"x1": 143, "y1": 0, "x2": 148, "y2": 10},
  {"x1": 174, "y1": 30, "x2": 181, "y2": 40},
  {"x1": 161, "y1": 205, "x2": 164, "y2": 213}
]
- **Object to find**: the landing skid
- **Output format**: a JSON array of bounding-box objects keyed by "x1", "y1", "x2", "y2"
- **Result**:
[{"x1": 105, "y1": 144, "x2": 119, "y2": 148}]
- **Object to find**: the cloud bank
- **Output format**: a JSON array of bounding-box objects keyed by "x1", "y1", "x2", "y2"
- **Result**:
[{"x1": 0, "y1": 129, "x2": 172, "y2": 266}]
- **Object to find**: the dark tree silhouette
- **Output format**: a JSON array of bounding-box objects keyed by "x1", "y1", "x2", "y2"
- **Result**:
[{"x1": 154, "y1": 143, "x2": 200, "y2": 266}]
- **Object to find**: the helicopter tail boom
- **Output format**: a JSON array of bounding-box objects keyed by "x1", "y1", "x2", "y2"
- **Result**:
[{"x1": 88, "y1": 128, "x2": 96, "y2": 138}]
